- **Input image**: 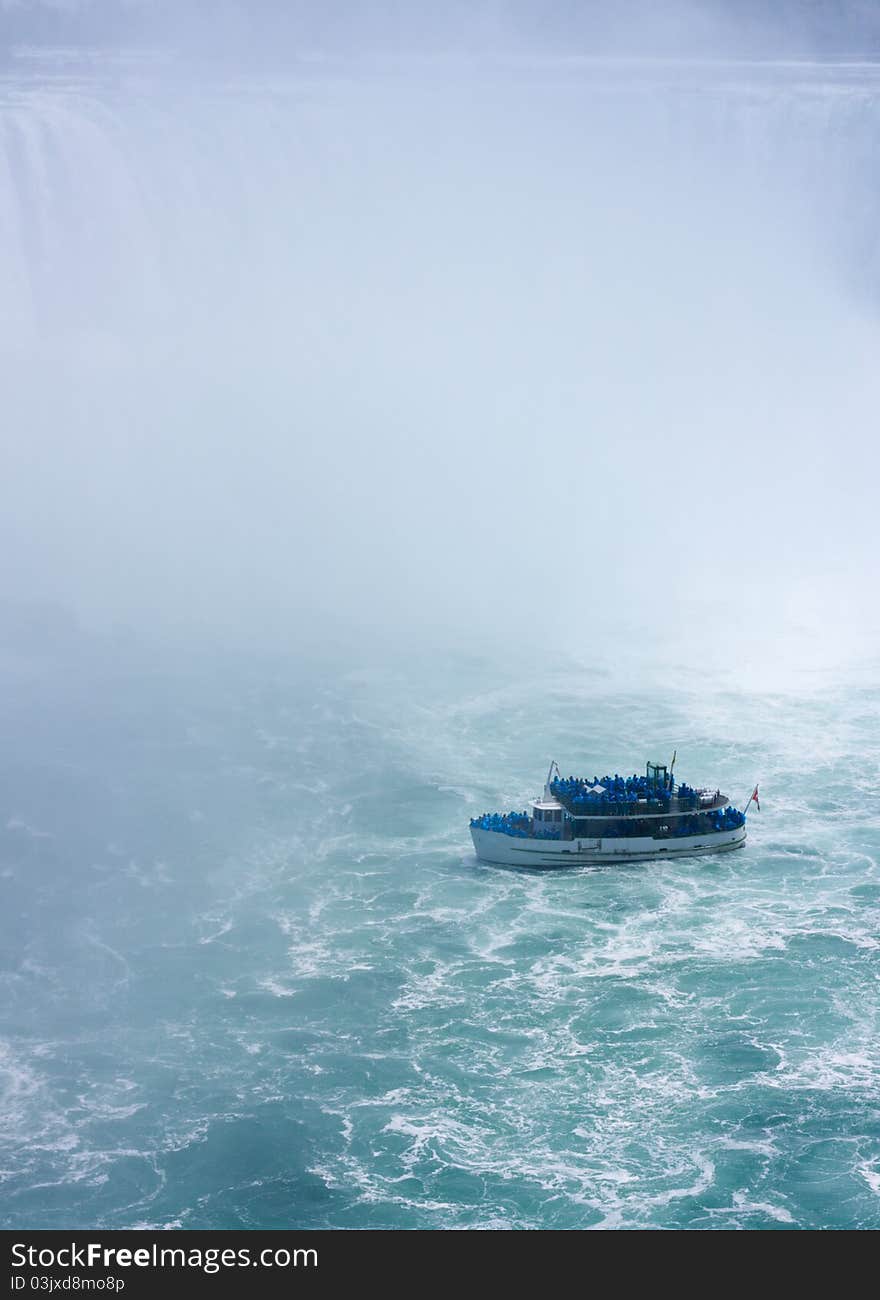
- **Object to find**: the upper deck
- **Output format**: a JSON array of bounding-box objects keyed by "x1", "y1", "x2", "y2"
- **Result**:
[
  {"x1": 547, "y1": 765, "x2": 728, "y2": 821},
  {"x1": 544, "y1": 790, "x2": 729, "y2": 821}
]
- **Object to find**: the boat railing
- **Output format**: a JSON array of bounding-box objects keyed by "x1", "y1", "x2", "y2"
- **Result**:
[{"x1": 553, "y1": 792, "x2": 729, "y2": 817}]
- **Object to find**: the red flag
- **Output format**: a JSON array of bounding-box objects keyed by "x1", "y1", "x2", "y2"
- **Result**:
[{"x1": 749, "y1": 785, "x2": 760, "y2": 812}]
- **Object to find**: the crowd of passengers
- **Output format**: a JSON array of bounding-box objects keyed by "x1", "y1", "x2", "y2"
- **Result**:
[
  {"x1": 471, "y1": 804, "x2": 745, "y2": 839},
  {"x1": 550, "y1": 774, "x2": 709, "y2": 813},
  {"x1": 470, "y1": 811, "x2": 532, "y2": 837},
  {"x1": 599, "y1": 807, "x2": 746, "y2": 838}
]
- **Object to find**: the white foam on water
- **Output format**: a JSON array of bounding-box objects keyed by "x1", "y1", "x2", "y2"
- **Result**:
[
  {"x1": 257, "y1": 977, "x2": 297, "y2": 998},
  {"x1": 724, "y1": 1191, "x2": 796, "y2": 1224},
  {"x1": 197, "y1": 918, "x2": 233, "y2": 945}
]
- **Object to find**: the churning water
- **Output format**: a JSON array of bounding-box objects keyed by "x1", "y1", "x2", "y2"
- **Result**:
[{"x1": 1, "y1": 638, "x2": 880, "y2": 1230}]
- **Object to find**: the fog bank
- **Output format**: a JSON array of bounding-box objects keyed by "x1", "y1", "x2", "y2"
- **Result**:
[{"x1": 2, "y1": 42, "x2": 879, "y2": 675}]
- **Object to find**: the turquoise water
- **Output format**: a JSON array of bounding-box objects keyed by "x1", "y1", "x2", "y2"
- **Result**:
[{"x1": 2, "y1": 643, "x2": 879, "y2": 1230}]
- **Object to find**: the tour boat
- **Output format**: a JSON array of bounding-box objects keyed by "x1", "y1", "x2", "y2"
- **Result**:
[{"x1": 470, "y1": 760, "x2": 753, "y2": 868}]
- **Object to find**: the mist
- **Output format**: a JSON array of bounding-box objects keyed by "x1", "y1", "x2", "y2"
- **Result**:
[
  {"x1": 6, "y1": 7, "x2": 880, "y2": 1236},
  {"x1": 2, "y1": 6, "x2": 879, "y2": 681}
]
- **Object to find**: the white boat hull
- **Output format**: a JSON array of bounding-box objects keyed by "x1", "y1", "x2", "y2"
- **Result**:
[{"x1": 470, "y1": 824, "x2": 746, "y2": 868}]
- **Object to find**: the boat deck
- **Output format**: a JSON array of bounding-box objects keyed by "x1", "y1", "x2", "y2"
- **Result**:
[{"x1": 562, "y1": 792, "x2": 728, "y2": 821}]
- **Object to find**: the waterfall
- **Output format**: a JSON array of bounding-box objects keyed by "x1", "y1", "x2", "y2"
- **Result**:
[
  {"x1": 3, "y1": 56, "x2": 880, "y2": 352},
  {"x1": 2, "y1": 53, "x2": 879, "y2": 649}
]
